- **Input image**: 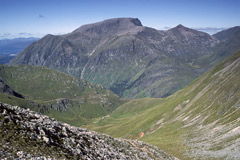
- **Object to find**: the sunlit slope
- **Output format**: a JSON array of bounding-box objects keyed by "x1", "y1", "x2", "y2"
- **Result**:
[
  {"x1": 86, "y1": 51, "x2": 240, "y2": 159},
  {"x1": 0, "y1": 65, "x2": 124, "y2": 125}
]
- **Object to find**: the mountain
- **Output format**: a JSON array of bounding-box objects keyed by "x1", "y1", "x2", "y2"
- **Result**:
[
  {"x1": 0, "y1": 65, "x2": 125, "y2": 125},
  {"x1": 86, "y1": 51, "x2": 240, "y2": 159},
  {"x1": 0, "y1": 102, "x2": 177, "y2": 159},
  {"x1": 212, "y1": 26, "x2": 240, "y2": 58},
  {"x1": 213, "y1": 26, "x2": 240, "y2": 41},
  {"x1": 9, "y1": 18, "x2": 240, "y2": 98}
]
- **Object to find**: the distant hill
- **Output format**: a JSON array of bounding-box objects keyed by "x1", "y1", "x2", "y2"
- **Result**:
[
  {"x1": 9, "y1": 18, "x2": 240, "y2": 99},
  {"x1": 212, "y1": 26, "x2": 240, "y2": 58},
  {"x1": 0, "y1": 37, "x2": 39, "y2": 55},
  {"x1": 0, "y1": 37, "x2": 39, "y2": 64},
  {"x1": 86, "y1": 51, "x2": 240, "y2": 159},
  {"x1": 213, "y1": 26, "x2": 240, "y2": 40},
  {"x1": 0, "y1": 65, "x2": 125, "y2": 125},
  {"x1": 0, "y1": 54, "x2": 16, "y2": 64}
]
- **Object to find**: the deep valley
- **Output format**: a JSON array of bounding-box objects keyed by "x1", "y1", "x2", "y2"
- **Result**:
[{"x1": 1, "y1": 17, "x2": 240, "y2": 160}]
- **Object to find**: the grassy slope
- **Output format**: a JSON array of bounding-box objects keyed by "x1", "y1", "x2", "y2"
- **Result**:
[
  {"x1": 86, "y1": 51, "x2": 240, "y2": 159},
  {"x1": 0, "y1": 65, "x2": 125, "y2": 125}
]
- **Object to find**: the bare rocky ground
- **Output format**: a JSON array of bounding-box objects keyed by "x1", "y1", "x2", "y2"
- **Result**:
[{"x1": 0, "y1": 102, "x2": 177, "y2": 160}]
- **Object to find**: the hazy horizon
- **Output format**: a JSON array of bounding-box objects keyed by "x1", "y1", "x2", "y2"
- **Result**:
[{"x1": 1, "y1": 0, "x2": 240, "y2": 39}]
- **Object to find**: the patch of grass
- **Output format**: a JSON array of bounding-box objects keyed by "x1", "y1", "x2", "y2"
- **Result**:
[
  {"x1": 126, "y1": 68, "x2": 145, "y2": 87},
  {"x1": 85, "y1": 51, "x2": 240, "y2": 159}
]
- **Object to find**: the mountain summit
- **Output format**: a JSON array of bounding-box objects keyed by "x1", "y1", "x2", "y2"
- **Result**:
[
  {"x1": 173, "y1": 24, "x2": 187, "y2": 29},
  {"x1": 9, "y1": 18, "x2": 240, "y2": 98},
  {"x1": 72, "y1": 18, "x2": 143, "y2": 37},
  {"x1": 168, "y1": 24, "x2": 216, "y2": 41}
]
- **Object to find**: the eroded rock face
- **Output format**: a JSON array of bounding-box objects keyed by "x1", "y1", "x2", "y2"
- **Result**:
[{"x1": 0, "y1": 102, "x2": 177, "y2": 160}]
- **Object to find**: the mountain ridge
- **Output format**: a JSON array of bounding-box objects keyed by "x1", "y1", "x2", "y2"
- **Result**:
[
  {"x1": 213, "y1": 26, "x2": 240, "y2": 40},
  {"x1": 9, "y1": 18, "x2": 240, "y2": 98}
]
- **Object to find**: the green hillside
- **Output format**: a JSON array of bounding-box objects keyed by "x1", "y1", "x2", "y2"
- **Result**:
[
  {"x1": 0, "y1": 65, "x2": 125, "y2": 125},
  {"x1": 86, "y1": 51, "x2": 240, "y2": 159}
]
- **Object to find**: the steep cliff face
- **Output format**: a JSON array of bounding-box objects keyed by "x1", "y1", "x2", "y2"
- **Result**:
[
  {"x1": 9, "y1": 18, "x2": 240, "y2": 98},
  {"x1": 0, "y1": 102, "x2": 177, "y2": 160}
]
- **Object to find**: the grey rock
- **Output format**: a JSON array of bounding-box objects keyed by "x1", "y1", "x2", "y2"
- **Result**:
[{"x1": 0, "y1": 102, "x2": 177, "y2": 160}]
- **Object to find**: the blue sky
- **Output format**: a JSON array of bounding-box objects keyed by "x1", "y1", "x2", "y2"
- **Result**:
[{"x1": 1, "y1": 0, "x2": 240, "y2": 38}]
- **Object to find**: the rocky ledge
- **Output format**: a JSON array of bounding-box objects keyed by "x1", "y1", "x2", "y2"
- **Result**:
[{"x1": 0, "y1": 102, "x2": 177, "y2": 160}]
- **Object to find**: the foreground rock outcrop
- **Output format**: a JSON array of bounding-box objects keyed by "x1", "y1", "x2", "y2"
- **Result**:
[{"x1": 0, "y1": 102, "x2": 177, "y2": 160}]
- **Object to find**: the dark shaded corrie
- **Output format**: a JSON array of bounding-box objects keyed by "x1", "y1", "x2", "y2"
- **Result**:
[{"x1": 0, "y1": 77, "x2": 24, "y2": 99}]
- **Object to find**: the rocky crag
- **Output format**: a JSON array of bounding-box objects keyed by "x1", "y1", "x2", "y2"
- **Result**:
[{"x1": 0, "y1": 102, "x2": 177, "y2": 160}]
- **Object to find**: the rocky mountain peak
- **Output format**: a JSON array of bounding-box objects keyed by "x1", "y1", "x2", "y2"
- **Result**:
[
  {"x1": 167, "y1": 23, "x2": 217, "y2": 42},
  {"x1": 72, "y1": 18, "x2": 143, "y2": 37},
  {"x1": 43, "y1": 34, "x2": 55, "y2": 38},
  {"x1": 175, "y1": 24, "x2": 185, "y2": 28},
  {"x1": 169, "y1": 24, "x2": 195, "y2": 33}
]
